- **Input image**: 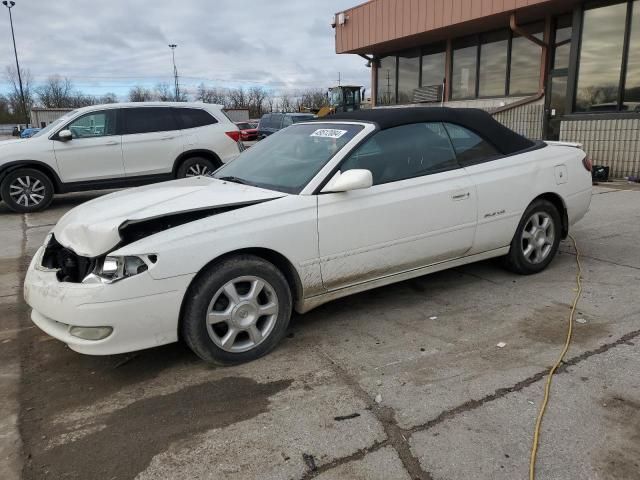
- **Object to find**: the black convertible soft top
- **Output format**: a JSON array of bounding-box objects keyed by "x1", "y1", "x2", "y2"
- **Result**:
[{"x1": 322, "y1": 107, "x2": 536, "y2": 155}]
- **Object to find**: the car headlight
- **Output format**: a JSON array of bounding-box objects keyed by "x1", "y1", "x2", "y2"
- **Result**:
[{"x1": 83, "y1": 254, "x2": 157, "y2": 284}]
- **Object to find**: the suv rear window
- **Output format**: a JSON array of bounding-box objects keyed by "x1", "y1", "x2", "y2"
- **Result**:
[
  {"x1": 123, "y1": 107, "x2": 178, "y2": 134},
  {"x1": 176, "y1": 108, "x2": 217, "y2": 129},
  {"x1": 260, "y1": 114, "x2": 282, "y2": 129}
]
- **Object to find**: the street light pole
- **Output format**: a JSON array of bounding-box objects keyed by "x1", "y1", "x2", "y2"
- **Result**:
[
  {"x1": 168, "y1": 44, "x2": 179, "y2": 101},
  {"x1": 3, "y1": 0, "x2": 29, "y2": 126}
]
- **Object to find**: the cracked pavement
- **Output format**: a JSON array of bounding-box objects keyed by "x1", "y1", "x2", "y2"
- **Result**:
[{"x1": 0, "y1": 185, "x2": 639, "y2": 479}]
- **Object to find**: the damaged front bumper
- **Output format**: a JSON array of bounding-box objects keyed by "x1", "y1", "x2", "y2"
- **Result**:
[{"x1": 24, "y1": 247, "x2": 194, "y2": 355}]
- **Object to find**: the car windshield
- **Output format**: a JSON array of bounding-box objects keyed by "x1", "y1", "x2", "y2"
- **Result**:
[
  {"x1": 32, "y1": 112, "x2": 77, "y2": 138},
  {"x1": 213, "y1": 123, "x2": 363, "y2": 194}
]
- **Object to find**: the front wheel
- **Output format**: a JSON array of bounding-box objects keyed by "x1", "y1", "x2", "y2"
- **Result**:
[
  {"x1": 181, "y1": 255, "x2": 292, "y2": 364},
  {"x1": 504, "y1": 199, "x2": 562, "y2": 275}
]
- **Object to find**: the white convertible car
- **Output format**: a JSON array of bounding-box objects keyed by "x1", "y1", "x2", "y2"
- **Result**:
[{"x1": 24, "y1": 108, "x2": 592, "y2": 364}]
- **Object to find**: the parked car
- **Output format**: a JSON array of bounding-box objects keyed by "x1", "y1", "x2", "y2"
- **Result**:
[
  {"x1": 0, "y1": 102, "x2": 242, "y2": 213},
  {"x1": 20, "y1": 128, "x2": 42, "y2": 138},
  {"x1": 236, "y1": 121, "x2": 258, "y2": 142},
  {"x1": 257, "y1": 112, "x2": 315, "y2": 138},
  {"x1": 24, "y1": 108, "x2": 592, "y2": 364},
  {"x1": 12, "y1": 126, "x2": 20, "y2": 137}
]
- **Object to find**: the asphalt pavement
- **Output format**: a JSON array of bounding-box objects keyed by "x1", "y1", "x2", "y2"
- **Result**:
[{"x1": 0, "y1": 184, "x2": 639, "y2": 480}]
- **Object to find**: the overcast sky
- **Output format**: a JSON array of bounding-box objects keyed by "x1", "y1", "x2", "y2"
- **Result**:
[{"x1": 1, "y1": 0, "x2": 369, "y2": 99}]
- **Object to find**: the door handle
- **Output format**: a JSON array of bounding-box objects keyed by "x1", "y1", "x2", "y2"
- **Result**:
[
  {"x1": 103, "y1": 141, "x2": 119, "y2": 146},
  {"x1": 451, "y1": 192, "x2": 471, "y2": 201},
  {"x1": 160, "y1": 136, "x2": 175, "y2": 140}
]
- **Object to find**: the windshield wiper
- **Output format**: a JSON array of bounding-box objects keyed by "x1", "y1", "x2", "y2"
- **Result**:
[{"x1": 217, "y1": 176, "x2": 250, "y2": 185}]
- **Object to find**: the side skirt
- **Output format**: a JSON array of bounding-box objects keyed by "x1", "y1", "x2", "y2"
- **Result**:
[
  {"x1": 296, "y1": 247, "x2": 510, "y2": 313},
  {"x1": 58, "y1": 173, "x2": 174, "y2": 194}
]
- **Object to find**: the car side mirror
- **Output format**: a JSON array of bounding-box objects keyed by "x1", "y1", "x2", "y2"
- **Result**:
[
  {"x1": 57, "y1": 129, "x2": 72, "y2": 141},
  {"x1": 321, "y1": 169, "x2": 373, "y2": 193}
]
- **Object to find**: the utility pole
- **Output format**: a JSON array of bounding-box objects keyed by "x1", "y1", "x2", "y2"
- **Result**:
[
  {"x1": 168, "y1": 44, "x2": 179, "y2": 101},
  {"x1": 3, "y1": 1, "x2": 29, "y2": 126}
]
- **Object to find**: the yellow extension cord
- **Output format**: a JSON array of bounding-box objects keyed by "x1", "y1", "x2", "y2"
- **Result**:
[{"x1": 529, "y1": 234, "x2": 583, "y2": 480}]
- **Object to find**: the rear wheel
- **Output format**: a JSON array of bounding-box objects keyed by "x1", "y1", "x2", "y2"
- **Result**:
[
  {"x1": 0, "y1": 168, "x2": 54, "y2": 213},
  {"x1": 176, "y1": 156, "x2": 218, "y2": 178},
  {"x1": 181, "y1": 255, "x2": 292, "y2": 364},
  {"x1": 504, "y1": 199, "x2": 561, "y2": 275}
]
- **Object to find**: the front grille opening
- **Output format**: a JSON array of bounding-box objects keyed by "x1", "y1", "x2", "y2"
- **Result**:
[{"x1": 42, "y1": 235, "x2": 96, "y2": 283}]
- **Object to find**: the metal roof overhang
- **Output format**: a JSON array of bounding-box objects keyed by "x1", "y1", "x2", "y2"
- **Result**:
[{"x1": 335, "y1": 0, "x2": 583, "y2": 56}]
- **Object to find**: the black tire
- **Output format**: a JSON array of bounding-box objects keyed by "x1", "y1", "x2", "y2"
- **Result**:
[
  {"x1": 181, "y1": 255, "x2": 293, "y2": 365},
  {"x1": 0, "y1": 168, "x2": 54, "y2": 213},
  {"x1": 176, "y1": 156, "x2": 219, "y2": 178},
  {"x1": 503, "y1": 199, "x2": 562, "y2": 275}
]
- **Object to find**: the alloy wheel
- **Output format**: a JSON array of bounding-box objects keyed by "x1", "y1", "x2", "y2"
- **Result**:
[
  {"x1": 205, "y1": 275, "x2": 279, "y2": 353},
  {"x1": 185, "y1": 163, "x2": 211, "y2": 177},
  {"x1": 521, "y1": 212, "x2": 555, "y2": 264},
  {"x1": 9, "y1": 175, "x2": 46, "y2": 207}
]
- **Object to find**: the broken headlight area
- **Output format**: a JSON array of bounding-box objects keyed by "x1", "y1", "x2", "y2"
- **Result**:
[
  {"x1": 82, "y1": 254, "x2": 158, "y2": 284},
  {"x1": 38, "y1": 234, "x2": 157, "y2": 284},
  {"x1": 38, "y1": 234, "x2": 97, "y2": 282}
]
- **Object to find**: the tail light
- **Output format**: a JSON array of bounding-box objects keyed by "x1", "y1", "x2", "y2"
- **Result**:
[
  {"x1": 582, "y1": 156, "x2": 592, "y2": 172},
  {"x1": 225, "y1": 131, "x2": 241, "y2": 142}
]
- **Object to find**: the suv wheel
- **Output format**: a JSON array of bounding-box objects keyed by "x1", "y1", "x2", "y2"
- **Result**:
[
  {"x1": 181, "y1": 255, "x2": 292, "y2": 365},
  {"x1": 504, "y1": 199, "x2": 561, "y2": 275},
  {"x1": 1, "y1": 168, "x2": 54, "y2": 213},
  {"x1": 176, "y1": 157, "x2": 218, "y2": 178}
]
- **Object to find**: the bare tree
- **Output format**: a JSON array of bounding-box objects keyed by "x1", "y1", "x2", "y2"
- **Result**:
[
  {"x1": 0, "y1": 93, "x2": 16, "y2": 123},
  {"x1": 227, "y1": 87, "x2": 247, "y2": 109},
  {"x1": 128, "y1": 85, "x2": 154, "y2": 102},
  {"x1": 265, "y1": 95, "x2": 275, "y2": 113},
  {"x1": 99, "y1": 92, "x2": 118, "y2": 104},
  {"x1": 297, "y1": 88, "x2": 328, "y2": 111},
  {"x1": 36, "y1": 75, "x2": 75, "y2": 108},
  {"x1": 5, "y1": 66, "x2": 34, "y2": 121},
  {"x1": 247, "y1": 86, "x2": 269, "y2": 118},
  {"x1": 154, "y1": 82, "x2": 172, "y2": 101},
  {"x1": 196, "y1": 83, "x2": 228, "y2": 105},
  {"x1": 278, "y1": 92, "x2": 294, "y2": 113},
  {"x1": 68, "y1": 92, "x2": 97, "y2": 108}
]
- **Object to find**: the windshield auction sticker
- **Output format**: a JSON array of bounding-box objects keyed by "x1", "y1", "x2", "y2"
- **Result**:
[{"x1": 310, "y1": 129, "x2": 348, "y2": 139}]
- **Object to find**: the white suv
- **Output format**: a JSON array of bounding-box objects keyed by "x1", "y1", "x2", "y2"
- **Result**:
[{"x1": 0, "y1": 102, "x2": 242, "y2": 212}]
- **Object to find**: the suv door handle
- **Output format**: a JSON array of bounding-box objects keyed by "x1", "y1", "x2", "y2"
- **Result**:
[
  {"x1": 104, "y1": 140, "x2": 119, "y2": 146},
  {"x1": 451, "y1": 192, "x2": 471, "y2": 201},
  {"x1": 160, "y1": 135, "x2": 175, "y2": 140}
]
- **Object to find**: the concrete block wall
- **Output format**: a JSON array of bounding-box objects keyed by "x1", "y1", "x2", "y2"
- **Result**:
[{"x1": 560, "y1": 118, "x2": 640, "y2": 178}]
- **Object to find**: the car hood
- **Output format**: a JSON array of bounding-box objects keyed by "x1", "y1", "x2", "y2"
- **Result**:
[
  {"x1": 53, "y1": 177, "x2": 287, "y2": 257},
  {"x1": 0, "y1": 138, "x2": 29, "y2": 148}
]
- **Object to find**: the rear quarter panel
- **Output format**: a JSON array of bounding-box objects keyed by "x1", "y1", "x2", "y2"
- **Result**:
[{"x1": 466, "y1": 144, "x2": 591, "y2": 255}]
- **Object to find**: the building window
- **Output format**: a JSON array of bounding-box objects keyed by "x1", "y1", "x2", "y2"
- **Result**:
[
  {"x1": 624, "y1": 1, "x2": 640, "y2": 110},
  {"x1": 451, "y1": 26, "x2": 543, "y2": 100},
  {"x1": 397, "y1": 50, "x2": 420, "y2": 104},
  {"x1": 553, "y1": 16, "x2": 573, "y2": 70},
  {"x1": 377, "y1": 56, "x2": 397, "y2": 105},
  {"x1": 575, "y1": 2, "x2": 628, "y2": 112},
  {"x1": 479, "y1": 31, "x2": 509, "y2": 97},
  {"x1": 421, "y1": 46, "x2": 446, "y2": 89},
  {"x1": 452, "y1": 38, "x2": 478, "y2": 99},
  {"x1": 510, "y1": 24, "x2": 544, "y2": 95}
]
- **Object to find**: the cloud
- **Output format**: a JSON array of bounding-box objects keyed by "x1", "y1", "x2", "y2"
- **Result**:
[{"x1": 0, "y1": 0, "x2": 370, "y2": 97}]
